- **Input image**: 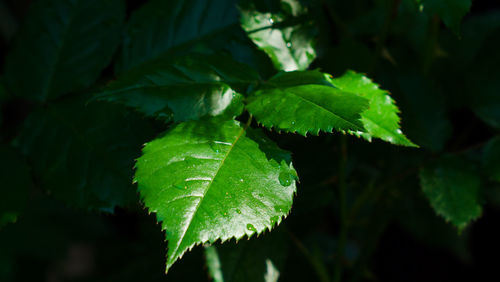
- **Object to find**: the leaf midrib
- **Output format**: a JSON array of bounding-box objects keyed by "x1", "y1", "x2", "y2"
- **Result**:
[
  {"x1": 286, "y1": 88, "x2": 364, "y2": 131},
  {"x1": 168, "y1": 122, "x2": 249, "y2": 265}
]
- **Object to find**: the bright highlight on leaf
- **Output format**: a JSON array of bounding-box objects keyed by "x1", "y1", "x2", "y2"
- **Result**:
[
  {"x1": 96, "y1": 54, "x2": 257, "y2": 122},
  {"x1": 135, "y1": 118, "x2": 297, "y2": 272},
  {"x1": 419, "y1": 156, "x2": 482, "y2": 231},
  {"x1": 4, "y1": 0, "x2": 124, "y2": 102},
  {"x1": 240, "y1": 0, "x2": 316, "y2": 71},
  {"x1": 247, "y1": 70, "x2": 413, "y2": 145},
  {"x1": 331, "y1": 71, "x2": 417, "y2": 147}
]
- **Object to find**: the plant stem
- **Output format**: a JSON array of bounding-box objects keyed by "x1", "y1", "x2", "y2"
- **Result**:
[{"x1": 334, "y1": 135, "x2": 348, "y2": 282}]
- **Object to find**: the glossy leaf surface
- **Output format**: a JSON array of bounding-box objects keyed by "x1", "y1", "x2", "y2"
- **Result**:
[
  {"x1": 4, "y1": 0, "x2": 124, "y2": 102},
  {"x1": 247, "y1": 71, "x2": 369, "y2": 136},
  {"x1": 16, "y1": 96, "x2": 154, "y2": 211},
  {"x1": 117, "y1": 0, "x2": 239, "y2": 71},
  {"x1": 419, "y1": 156, "x2": 482, "y2": 230},
  {"x1": 96, "y1": 55, "x2": 259, "y2": 122},
  {"x1": 135, "y1": 119, "x2": 297, "y2": 272},
  {"x1": 205, "y1": 228, "x2": 286, "y2": 282},
  {"x1": 240, "y1": 0, "x2": 316, "y2": 71},
  {"x1": 331, "y1": 71, "x2": 417, "y2": 147},
  {"x1": 0, "y1": 145, "x2": 31, "y2": 228}
]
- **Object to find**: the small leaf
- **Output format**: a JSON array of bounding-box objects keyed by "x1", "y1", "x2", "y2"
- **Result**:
[
  {"x1": 419, "y1": 156, "x2": 482, "y2": 230},
  {"x1": 247, "y1": 71, "x2": 369, "y2": 136},
  {"x1": 117, "y1": 0, "x2": 240, "y2": 72},
  {"x1": 482, "y1": 136, "x2": 500, "y2": 183},
  {"x1": 331, "y1": 71, "x2": 417, "y2": 147},
  {"x1": 4, "y1": 0, "x2": 124, "y2": 102},
  {"x1": 241, "y1": 0, "x2": 316, "y2": 71},
  {"x1": 135, "y1": 118, "x2": 297, "y2": 272},
  {"x1": 15, "y1": 96, "x2": 154, "y2": 211},
  {"x1": 421, "y1": 0, "x2": 471, "y2": 33},
  {"x1": 0, "y1": 145, "x2": 31, "y2": 228},
  {"x1": 205, "y1": 228, "x2": 287, "y2": 282},
  {"x1": 96, "y1": 54, "x2": 258, "y2": 122}
]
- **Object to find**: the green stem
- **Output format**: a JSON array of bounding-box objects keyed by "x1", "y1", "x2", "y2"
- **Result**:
[{"x1": 334, "y1": 135, "x2": 348, "y2": 282}]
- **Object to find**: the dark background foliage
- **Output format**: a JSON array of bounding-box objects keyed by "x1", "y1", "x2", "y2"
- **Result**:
[{"x1": 1, "y1": 0, "x2": 500, "y2": 281}]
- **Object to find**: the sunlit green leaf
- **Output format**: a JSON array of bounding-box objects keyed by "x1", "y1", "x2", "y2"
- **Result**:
[
  {"x1": 0, "y1": 145, "x2": 31, "y2": 228},
  {"x1": 15, "y1": 96, "x2": 154, "y2": 211},
  {"x1": 331, "y1": 71, "x2": 417, "y2": 147},
  {"x1": 96, "y1": 54, "x2": 259, "y2": 122},
  {"x1": 419, "y1": 156, "x2": 482, "y2": 230},
  {"x1": 246, "y1": 71, "x2": 368, "y2": 136},
  {"x1": 241, "y1": 0, "x2": 316, "y2": 71},
  {"x1": 205, "y1": 228, "x2": 287, "y2": 282},
  {"x1": 4, "y1": 0, "x2": 124, "y2": 102},
  {"x1": 135, "y1": 118, "x2": 297, "y2": 272}
]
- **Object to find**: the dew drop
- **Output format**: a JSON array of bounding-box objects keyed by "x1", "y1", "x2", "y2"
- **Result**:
[
  {"x1": 278, "y1": 171, "x2": 293, "y2": 187},
  {"x1": 236, "y1": 209, "x2": 242, "y2": 214},
  {"x1": 239, "y1": 178, "x2": 244, "y2": 183},
  {"x1": 209, "y1": 142, "x2": 221, "y2": 153},
  {"x1": 286, "y1": 42, "x2": 292, "y2": 48},
  {"x1": 268, "y1": 18, "x2": 274, "y2": 24},
  {"x1": 247, "y1": 224, "x2": 257, "y2": 232}
]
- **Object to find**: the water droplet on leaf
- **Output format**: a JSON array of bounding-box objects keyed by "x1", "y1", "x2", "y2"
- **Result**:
[
  {"x1": 279, "y1": 171, "x2": 294, "y2": 187},
  {"x1": 247, "y1": 224, "x2": 257, "y2": 232}
]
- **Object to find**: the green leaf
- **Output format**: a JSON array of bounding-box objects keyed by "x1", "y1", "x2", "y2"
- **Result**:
[
  {"x1": 240, "y1": 0, "x2": 316, "y2": 71},
  {"x1": 15, "y1": 96, "x2": 154, "y2": 211},
  {"x1": 483, "y1": 136, "x2": 500, "y2": 183},
  {"x1": 4, "y1": 0, "x2": 124, "y2": 102},
  {"x1": 205, "y1": 228, "x2": 287, "y2": 282},
  {"x1": 0, "y1": 145, "x2": 31, "y2": 228},
  {"x1": 95, "y1": 54, "x2": 259, "y2": 122},
  {"x1": 117, "y1": 0, "x2": 240, "y2": 72},
  {"x1": 135, "y1": 118, "x2": 297, "y2": 272},
  {"x1": 331, "y1": 71, "x2": 417, "y2": 147},
  {"x1": 246, "y1": 71, "x2": 369, "y2": 136},
  {"x1": 421, "y1": 0, "x2": 471, "y2": 33},
  {"x1": 419, "y1": 156, "x2": 482, "y2": 230}
]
